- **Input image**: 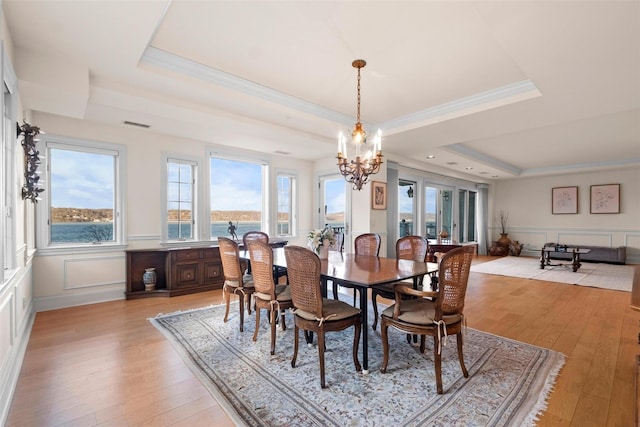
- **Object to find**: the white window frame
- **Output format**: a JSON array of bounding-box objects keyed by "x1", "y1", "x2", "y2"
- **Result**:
[
  {"x1": 161, "y1": 154, "x2": 199, "y2": 242},
  {"x1": 36, "y1": 135, "x2": 127, "y2": 255},
  {"x1": 208, "y1": 149, "x2": 270, "y2": 240},
  {"x1": 274, "y1": 170, "x2": 297, "y2": 237},
  {"x1": 2, "y1": 44, "x2": 18, "y2": 282}
]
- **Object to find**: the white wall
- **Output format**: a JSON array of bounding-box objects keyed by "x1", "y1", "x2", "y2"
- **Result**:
[
  {"x1": 30, "y1": 112, "x2": 315, "y2": 311},
  {"x1": 490, "y1": 166, "x2": 640, "y2": 263}
]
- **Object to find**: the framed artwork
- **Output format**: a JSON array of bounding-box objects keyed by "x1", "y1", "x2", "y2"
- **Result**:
[
  {"x1": 590, "y1": 184, "x2": 620, "y2": 214},
  {"x1": 371, "y1": 181, "x2": 387, "y2": 210},
  {"x1": 552, "y1": 186, "x2": 578, "y2": 214}
]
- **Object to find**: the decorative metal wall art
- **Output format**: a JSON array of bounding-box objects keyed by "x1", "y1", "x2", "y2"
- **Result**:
[{"x1": 18, "y1": 121, "x2": 44, "y2": 203}]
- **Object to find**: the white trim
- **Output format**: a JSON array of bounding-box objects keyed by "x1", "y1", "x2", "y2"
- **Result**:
[
  {"x1": 37, "y1": 135, "x2": 127, "y2": 250},
  {"x1": 34, "y1": 288, "x2": 125, "y2": 312},
  {"x1": 62, "y1": 255, "x2": 126, "y2": 290},
  {"x1": 141, "y1": 46, "x2": 354, "y2": 127}
]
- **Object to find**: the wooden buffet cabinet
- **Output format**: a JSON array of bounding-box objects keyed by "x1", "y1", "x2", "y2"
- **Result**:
[{"x1": 125, "y1": 239, "x2": 287, "y2": 299}]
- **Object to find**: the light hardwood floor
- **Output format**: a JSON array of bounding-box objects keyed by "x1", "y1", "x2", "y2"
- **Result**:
[{"x1": 6, "y1": 256, "x2": 640, "y2": 426}]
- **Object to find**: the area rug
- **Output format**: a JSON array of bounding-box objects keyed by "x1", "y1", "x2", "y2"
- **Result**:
[
  {"x1": 150, "y1": 303, "x2": 565, "y2": 427},
  {"x1": 471, "y1": 256, "x2": 634, "y2": 292}
]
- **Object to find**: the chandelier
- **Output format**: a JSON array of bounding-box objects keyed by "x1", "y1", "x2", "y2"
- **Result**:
[{"x1": 336, "y1": 59, "x2": 383, "y2": 191}]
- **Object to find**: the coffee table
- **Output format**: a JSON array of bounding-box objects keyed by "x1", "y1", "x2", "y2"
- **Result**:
[{"x1": 540, "y1": 245, "x2": 591, "y2": 272}]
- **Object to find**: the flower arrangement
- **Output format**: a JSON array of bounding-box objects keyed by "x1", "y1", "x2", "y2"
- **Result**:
[{"x1": 307, "y1": 227, "x2": 336, "y2": 254}]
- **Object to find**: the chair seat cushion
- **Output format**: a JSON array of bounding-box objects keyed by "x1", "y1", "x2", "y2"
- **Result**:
[
  {"x1": 381, "y1": 299, "x2": 461, "y2": 326},
  {"x1": 295, "y1": 298, "x2": 360, "y2": 322},
  {"x1": 255, "y1": 283, "x2": 291, "y2": 302},
  {"x1": 224, "y1": 274, "x2": 254, "y2": 289}
]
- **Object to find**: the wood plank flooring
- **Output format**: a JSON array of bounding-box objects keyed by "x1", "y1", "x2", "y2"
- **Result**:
[{"x1": 6, "y1": 256, "x2": 640, "y2": 426}]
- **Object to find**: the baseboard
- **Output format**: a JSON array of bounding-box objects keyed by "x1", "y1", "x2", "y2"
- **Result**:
[
  {"x1": 35, "y1": 288, "x2": 125, "y2": 312},
  {"x1": 0, "y1": 306, "x2": 35, "y2": 426}
]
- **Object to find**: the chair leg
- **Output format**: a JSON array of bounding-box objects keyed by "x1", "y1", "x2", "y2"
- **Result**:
[
  {"x1": 280, "y1": 310, "x2": 287, "y2": 331},
  {"x1": 380, "y1": 319, "x2": 390, "y2": 373},
  {"x1": 291, "y1": 325, "x2": 299, "y2": 368},
  {"x1": 420, "y1": 335, "x2": 426, "y2": 353},
  {"x1": 246, "y1": 293, "x2": 252, "y2": 315},
  {"x1": 352, "y1": 321, "x2": 362, "y2": 372},
  {"x1": 372, "y1": 293, "x2": 379, "y2": 331},
  {"x1": 457, "y1": 332, "x2": 469, "y2": 378},
  {"x1": 238, "y1": 291, "x2": 245, "y2": 333},
  {"x1": 252, "y1": 307, "x2": 261, "y2": 342},
  {"x1": 223, "y1": 288, "x2": 231, "y2": 323},
  {"x1": 270, "y1": 308, "x2": 277, "y2": 355},
  {"x1": 434, "y1": 336, "x2": 443, "y2": 394},
  {"x1": 318, "y1": 330, "x2": 326, "y2": 388}
]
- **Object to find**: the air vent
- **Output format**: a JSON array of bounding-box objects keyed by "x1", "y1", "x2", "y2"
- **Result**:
[
  {"x1": 274, "y1": 150, "x2": 291, "y2": 155},
  {"x1": 123, "y1": 120, "x2": 150, "y2": 128}
]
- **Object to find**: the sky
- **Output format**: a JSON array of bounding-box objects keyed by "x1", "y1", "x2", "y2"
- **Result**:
[{"x1": 50, "y1": 149, "x2": 114, "y2": 209}]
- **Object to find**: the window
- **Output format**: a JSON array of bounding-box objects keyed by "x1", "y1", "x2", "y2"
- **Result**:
[
  {"x1": 210, "y1": 156, "x2": 267, "y2": 239},
  {"x1": 458, "y1": 189, "x2": 477, "y2": 243},
  {"x1": 2, "y1": 45, "x2": 18, "y2": 280},
  {"x1": 166, "y1": 158, "x2": 196, "y2": 241},
  {"x1": 38, "y1": 137, "x2": 125, "y2": 250},
  {"x1": 398, "y1": 180, "x2": 416, "y2": 237},
  {"x1": 276, "y1": 172, "x2": 296, "y2": 236}
]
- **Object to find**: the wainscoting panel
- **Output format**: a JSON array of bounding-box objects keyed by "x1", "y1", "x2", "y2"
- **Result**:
[
  {"x1": 63, "y1": 255, "x2": 126, "y2": 290},
  {"x1": 557, "y1": 232, "x2": 613, "y2": 247},
  {"x1": 0, "y1": 291, "x2": 14, "y2": 374}
]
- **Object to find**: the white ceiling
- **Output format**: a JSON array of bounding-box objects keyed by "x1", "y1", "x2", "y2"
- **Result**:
[{"x1": 4, "y1": 0, "x2": 639, "y2": 182}]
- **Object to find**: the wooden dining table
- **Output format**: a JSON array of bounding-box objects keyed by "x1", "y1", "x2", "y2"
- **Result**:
[{"x1": 241, "y1": 247, "x2": 438, "y2": 373}]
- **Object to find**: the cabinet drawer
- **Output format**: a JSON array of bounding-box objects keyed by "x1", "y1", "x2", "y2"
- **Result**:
[
  {"x1": 175, "y1": 262, "x2": 200, "y2": 287},
  {"x1": 203, "y1": 261, "x2": 222, "y2": 283},
  {"x1": 202, "y1": 247, "x2": 220, "y2": 258},
  {"x1": 174, "y1": 249, "x2": 201, "y2": 261}
]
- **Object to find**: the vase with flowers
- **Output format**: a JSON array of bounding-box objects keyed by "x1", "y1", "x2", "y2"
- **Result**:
[{"x1": 307, "y1": 227, "x2": 336, "y2": 259}]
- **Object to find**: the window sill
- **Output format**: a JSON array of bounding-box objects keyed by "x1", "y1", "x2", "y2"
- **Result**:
[{"x1": 36, "y1": 244, "x2": 129, "y2": 257}]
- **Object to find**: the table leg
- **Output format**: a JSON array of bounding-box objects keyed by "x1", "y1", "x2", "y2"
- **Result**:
[
  {"x1": 572, "y1": 252, "x2": 581, "y2": 272},
  {"x1": 359, "y1": 286, "x2": 369, "y2": 373},
  {"x1": 540, "y1": 248, "x2": 546, "y2": 269}
]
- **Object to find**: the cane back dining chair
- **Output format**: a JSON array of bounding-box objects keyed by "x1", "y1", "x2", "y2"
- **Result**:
[
  {"x1": 332, "y1": 232, "x2": 381, "y2": 303},
  {"x1": 380, "y1": 245, "x2": 475, "y2": 394},
  {"x1": 247, "y1": 240, "x2": 293, "y2": 355},
  {"x1": 371, "y1": 235, "x2": 429, "y2": 331},
  {"x1": 242, "y1": 230, "x2": 287, "y2": 282},
  {"x1": 284, "y1": 245, "x2": 362, "y2": 388},
  {"x1": 218, "y1": 237, "x2": 255, "y2": 333}
]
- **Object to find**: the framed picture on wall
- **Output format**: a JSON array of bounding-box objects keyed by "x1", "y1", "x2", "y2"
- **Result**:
[
  {"x1": 590, "y1": 184, "x2": 620, "y2": 214},
  {"x1": 552, "y1": 186, "x2": 578, "y2": 214},
  {"x1": 371, "y1": 181, "x2": 387, "y2": 210}
]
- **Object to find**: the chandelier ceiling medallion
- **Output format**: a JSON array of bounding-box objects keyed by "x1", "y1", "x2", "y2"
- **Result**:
[{"x1": 336, "y1": 59, "x2": 383, "y2": 191}]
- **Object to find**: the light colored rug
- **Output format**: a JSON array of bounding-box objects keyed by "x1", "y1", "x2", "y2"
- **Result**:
[
  {"x1": 471, "y1": 256, "x2": 634, "y2": 292},
  {"x1": 150, "y1": 302, "x2": 565, "y2": 427}
]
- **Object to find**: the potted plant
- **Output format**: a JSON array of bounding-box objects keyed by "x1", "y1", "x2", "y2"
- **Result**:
[{"x1": 496, "y1": 210, "x2": 511, "y2": 248}]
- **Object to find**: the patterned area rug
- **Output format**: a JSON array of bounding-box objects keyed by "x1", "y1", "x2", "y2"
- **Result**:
[
  {"x1": 471, "y1": 256, "x2": 634, "y2": 292},
  {"x1": 150, "y1": 303, "x2": 565, "y2": 427}
]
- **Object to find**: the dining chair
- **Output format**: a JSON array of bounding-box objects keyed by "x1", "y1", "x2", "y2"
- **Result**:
[
  {"x1": 371, "y1": 235, "x2": 428, "y2": 331},
  {"x1": 380, "y1": 245, "x2": 475, "y2": 394},
  {"x1": 333, "y1": 232, "x2": 381, "y2": 303},
  {"x1": 329, "y1": 232, "x2": 344, "y2": 252},
  {"x1": 242, "y1": 230, "x2": 287, "y2": 282},
  {"x1": 218, "y1": 236, "x2": 255, "y2": 333},
  {"x1": 247, "y1": 240, "x2": 293, "y2": 355},
  {"x1": 242, "y1": 230, "x2": 269, "y2": 246},
  {"x1": 284, "y1": 245, "x2": 362, "y2": 388}
]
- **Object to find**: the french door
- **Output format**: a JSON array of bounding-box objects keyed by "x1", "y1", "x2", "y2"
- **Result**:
[{"x1": 319, "y1": 174, "x2": 349, "y2": 249}]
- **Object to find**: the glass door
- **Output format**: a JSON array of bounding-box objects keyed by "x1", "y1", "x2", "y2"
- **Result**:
[
  {"x1": 319, "y1": 174, "x2": 348, "y2": 249},
  {"x1": 424, "y1": 185, "x2": 454, "y2": 241},
  {"x1": 398, "y1": 179, "x2": 416, "y2": 237}
]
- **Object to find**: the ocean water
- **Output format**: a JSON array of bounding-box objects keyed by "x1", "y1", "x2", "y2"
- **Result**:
[{"x1": 51, "y1": 222, "x2": 270, "y2": 242}]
